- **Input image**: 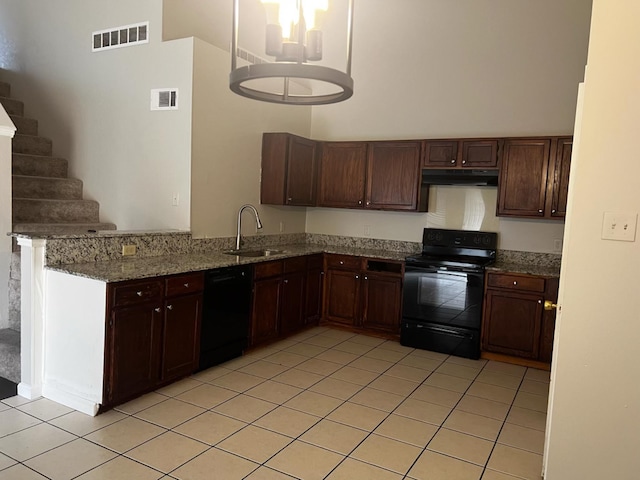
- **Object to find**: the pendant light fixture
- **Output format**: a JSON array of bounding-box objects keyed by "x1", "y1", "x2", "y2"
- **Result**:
[{"x1": 230, "y1": 0, "x2": 355, "y2": 105}]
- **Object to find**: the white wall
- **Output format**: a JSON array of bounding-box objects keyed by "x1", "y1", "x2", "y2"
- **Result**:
[
  {"x1": 0, "y1": 0, "x2": 193, "y2": 231},
  {"x1": 544, "y1": 1, "x2": 640, "y2": 478},
  {"x1": 308, "y1": 0, "x2": 591, "y2": 252},
  {"x1": 190, "y1": 39, "x2": 311, "y2": 238}
]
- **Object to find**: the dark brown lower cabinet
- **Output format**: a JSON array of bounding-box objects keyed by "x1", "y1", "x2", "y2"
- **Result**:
[
  {"x1": 323, "y1": 254, "x2": 403, "y2": 334},
  {"x1": 361, "y1": 272, "x2": 402, "y2": 334},
  {"x1": 481, "y1": 272, "x2": 559, "y2": 363},
  {"x1": 104, "y1": 273, "x2": 203, "y2": 407},
  {"x1": 250, "y1": 256, "x2": 319, "y2": 348},
  {"x1": 304, "y1": 254, "x2": 324, "y2": 325}
]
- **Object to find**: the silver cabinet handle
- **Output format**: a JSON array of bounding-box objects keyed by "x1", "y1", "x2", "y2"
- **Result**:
[
  {"x1": 538, "y1": 209, "x2": 543, "y2": 213},
  {"x1": 551, "y1": 209, "x2": 556, "y2": 214},
  {"x1": 136, "y1": 291, "x2": 143, "y2": 297},
  {"x1": 450, "y1": 159, "x2": 456, "y2": 164},
  {"x1": 366, "y1": 201, "x2": 371, "y2": 206},
  {"x1": 339, "y1": 261, "x2": 344, "y2": 265},
  {"x1": 364, "y1": 276, "x2": 368, "y2": 280},
  {"x1": 358, "y1": 200, "x2": 363, "y2": 205},
  {"x1": 462, "y1": 160, "x2": 466, "y2": 165},
  {"x1": 513, "y1": 281, "x2": 517, "y2": 285},
  {"x1": 184, "y1": 283, "x2": 189, "y2": 288},
  {"x1": 355, "y1": 275, "x2": 360, "y2": 279},
  {"x1": 287, "y1": 197, "x2": 292, "y2": 203},
  {"x1": 283, "y1": 279, "x2": 289, "y2": 284},
  {"x1": 154, "y1": 307, "x2": 161, "y2": 313},
  {"x1": 538, "y1": 300, "x2": 542, "y2": 304},
  {"x1": 167, "y1": 305, "x2": 173, "y2": 311}
]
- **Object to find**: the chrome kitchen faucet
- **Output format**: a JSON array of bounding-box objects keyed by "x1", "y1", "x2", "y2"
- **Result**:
[{"x1": 235, "y1": 204, "x2": 263, "y2": 251}]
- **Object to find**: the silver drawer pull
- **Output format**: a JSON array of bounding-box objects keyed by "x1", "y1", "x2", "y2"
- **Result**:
[
  {"x1": 339, "y1": 261, "x2": 344, "y2": 265},
  {"x1": 184, "y1": 283, "x2": 189, "y2": 288},
  {"x1": 167, "y1": 305, "x2": 173, "y2": 311},
  {"x1": 136, "y1": 291, "x2": 143, "y2": 296},
  {"x1": 154, "y1": 307, "x2": 161, "y2": 313},
  {"x1": 513, "y1": 281, "x2": 517, "y2": 285}
]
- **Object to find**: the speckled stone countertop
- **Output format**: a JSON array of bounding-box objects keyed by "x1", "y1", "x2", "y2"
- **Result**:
[
  {"x1": 48, "y1": 244, "x2": 413, "y2": 283},
  {"x1": 487, "y1": 262, "x2": 561, "y2": 277}
]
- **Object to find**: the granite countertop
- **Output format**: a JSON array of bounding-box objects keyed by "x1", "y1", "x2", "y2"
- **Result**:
[
  {"x1": 487, "y1": 261, "x2": 561, "y2": 277},
  {"x1": 48, "y1": 243, "x2": 414, "y2": 283}
]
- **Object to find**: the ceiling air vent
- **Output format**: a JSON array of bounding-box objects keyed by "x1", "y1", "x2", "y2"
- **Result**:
[
  {"x1": 150, "y1": 89, "x2": 178, "y2": 111},
  {"x1": 92, "y1": 21, "x2": 149, "y2": 52},
  {"x1": 236, "y1": 47, "x2": 269, "y2": 65}
]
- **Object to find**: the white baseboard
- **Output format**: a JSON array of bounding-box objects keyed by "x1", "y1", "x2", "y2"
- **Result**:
[
  {"x1": 18, "y1": 382, "x2": 42, "y2": 400},
  {"x1": 42, "y1": 383, "x2": 100, "y2": 416}
]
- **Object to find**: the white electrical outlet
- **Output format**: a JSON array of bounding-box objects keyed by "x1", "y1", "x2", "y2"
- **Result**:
[
  {"x1": 122, "y1": 245, "x2": 137, "y2": 256},
  {"x1": 553, "y1": 239, "x2": 563, "y2": 252},
  {"x1": 602, "y1": 212, "x2": 638, "y2": 242},
  {"x1": 279, "y1": 221, "x2": 285, "y2": 233}
]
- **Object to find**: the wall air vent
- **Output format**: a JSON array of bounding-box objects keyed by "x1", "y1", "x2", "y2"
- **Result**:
[
  {"x1": 92, "y1": 21, "x2": 149, "y2": 52},
  {"x1": 150, "y1": 88, "x2": 178, "y2": 111},
  {"x1": 236, "y1": 47, "x2": 269, "y2": 65}
]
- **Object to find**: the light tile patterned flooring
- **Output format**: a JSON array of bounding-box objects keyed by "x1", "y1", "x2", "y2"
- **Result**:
[{"x1": 0, "y1": 327, "x2": 550, "y2": 480}]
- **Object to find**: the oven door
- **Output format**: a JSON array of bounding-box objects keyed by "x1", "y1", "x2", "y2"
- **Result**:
[
  {"x1": 401, "y1": 265, "x2": 485, "y2": 358},
  {"x1": 402, "y1": 265, "x2": 485, "y2": 329}
]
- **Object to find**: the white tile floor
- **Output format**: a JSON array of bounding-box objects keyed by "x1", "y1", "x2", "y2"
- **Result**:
[{"x1": 0, "y1": 327, "x2": 549, "y2": 479}]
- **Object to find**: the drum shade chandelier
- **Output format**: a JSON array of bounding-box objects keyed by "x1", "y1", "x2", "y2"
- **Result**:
[{"x1": 230, "y1": 0, "x2": 355, "y2": 105}]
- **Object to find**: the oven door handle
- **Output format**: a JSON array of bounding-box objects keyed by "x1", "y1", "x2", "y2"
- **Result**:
[{"x1": 412, "y1": 324, "x2": 475, "y2": 339}]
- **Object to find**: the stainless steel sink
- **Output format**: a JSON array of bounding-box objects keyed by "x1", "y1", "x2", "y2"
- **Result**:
[{"x1": 224, "y1": 249, "x2": 287, "y2": 257}]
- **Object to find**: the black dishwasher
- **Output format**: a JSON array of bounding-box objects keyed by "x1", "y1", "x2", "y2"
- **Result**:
[{"x1": 198, "y1": 264, "x2": 253, "y2": 371}]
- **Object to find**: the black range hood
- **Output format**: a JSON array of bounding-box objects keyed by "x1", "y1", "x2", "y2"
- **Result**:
[{"x1": 421, "y1": 169, "x2": 499, "y2": 186}]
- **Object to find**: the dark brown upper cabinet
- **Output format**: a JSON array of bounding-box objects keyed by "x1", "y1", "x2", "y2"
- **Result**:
[
  {"x1": 548, "y1": 137, "x2": 572, "y2": 218},
  {"x1": 497, "y1": 137, "x2": 571, "y2": 219},
  {"x1": 367, "y1": 141, "x2": 422, "y2": 211},
  {"x1": 423, "y1": 139, "x2": 500, "y2": 168},
  {"x1": 317, "y1": 142, "x2": 368, "y2": 208},
  {"x1": 261, "y1": 133, "x2": 318, "y2": 206},
  {"x1": 318, "y1": 140, "x2": 424, "y2": 211}
]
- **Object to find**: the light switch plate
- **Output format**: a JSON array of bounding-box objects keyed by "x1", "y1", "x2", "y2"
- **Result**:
[{"x1": 601, "y1": 212, "x2": 638, "y2": 242}]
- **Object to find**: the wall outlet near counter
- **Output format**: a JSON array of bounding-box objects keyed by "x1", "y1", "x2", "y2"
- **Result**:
[
  {"x1": 122, "y1": 244, "x2": 137, "y2": 256},
  {"x1": 280, "y1": 221, "x2": 285, "y2": 233},
  {"x1": 553, "y1": 239, "x2": 563, "y2": 252}
]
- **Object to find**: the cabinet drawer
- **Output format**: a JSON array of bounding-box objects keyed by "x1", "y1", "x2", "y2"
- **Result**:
[
  {"x1": 284, "y1": 256, "x2": 308, "y2": 273},
  {"x1": 254, "y1": 260, "x2": 284, "y2": 280},
  {"x1": 325, "y1": 254, "x2": 362, "y2": 270},
  {"x1": 111, "y1": 279, "x2": 164, "y2": 307},
  {"x1": 487, "y1": 273, "x2": 545, "y2": 293},
  {"x1": 166, "y1": 272, "x2": 204, "y2": 297}
]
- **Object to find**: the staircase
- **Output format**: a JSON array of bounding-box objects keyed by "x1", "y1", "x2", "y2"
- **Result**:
[{"x1": 0, "y1": 78, "x2": 116, "y2": 384}]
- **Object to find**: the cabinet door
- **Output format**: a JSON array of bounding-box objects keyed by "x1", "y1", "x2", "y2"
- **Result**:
[
  {"x1": 497, "y1": 139, "x2": 551, "y2": 217},
  {"x1": 161, "y1": 294, "x2": 202, "y2": 382},
  {"x1": 423, "y1": 140, "x2": 458, "y2": 167},
  {"x1": 361, "y1": 273, "x2": 402, "y2": 333},
  {"x1": 286, "y1": 136, "x2": 317, "y2": 206},
  {"x1": 318, "y1": 142, "x2": 367, "y2": 208},
  {"x1": 549, "y1": 137, "x2": 572, "y2": 218},
  {"x1": 106, "y1": 304, "x2": 163, "y2": 405},
  {"x1": 482, "y1": 289, "x2": 544, "y2": 359},
  {"x1": 366, "y1": 141, "x2": 421, "y2": 211},
  {"x1": 251, "y1": 278, "x2": 281, "y2": 346},
  {"x1": 324, "y1": 268, "x2": 361, "y2": 326},
  {"x1": 304, "y1": 255, "x2": 324, "y2": 325},
  {"x1": 460, "y1": 140, "x2": 499, "y2": 168},
  {"x1": 280, "y1": 271, "x2": 306, "y2": 335}
]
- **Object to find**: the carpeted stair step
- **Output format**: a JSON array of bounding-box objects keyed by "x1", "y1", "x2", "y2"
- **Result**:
[
  {"x1": 10, "y1": 115, "x2": 38, "y2": 136},
  {"x1": 12, "y1": 175, "x2": 83, "y2": 200},
  {"x1": 12, "y1": 134, "x2": 53, "y2": 156},
  {"x1": 12, "y1": 222, "x2": 117, "y2": 234},
  {"x1": 0, "y1": 329, "x2": 20, "y2": 384},
  {"x1": 0, "y1": 96, "x2": 23, "y2": 116},
  {"x1": 13, "y1": 198, "x2": 100, "y2": 223},
  {"x1": 0, "y1": 81, "x2": 9, "y2": 98},
  {"x1": 12, "y1": 153, "x2": 68, "y2": 178}
]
